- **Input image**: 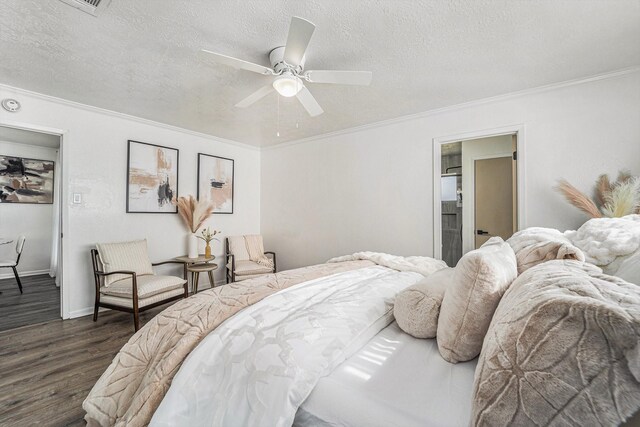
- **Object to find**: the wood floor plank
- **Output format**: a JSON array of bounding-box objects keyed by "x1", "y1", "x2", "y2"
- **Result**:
[
  {"x1": 0, "y1": 297, "x2": 169, "y2": 426},
  {"x1": 0, "y1": 274, "x2": 60, "y2": 331}
]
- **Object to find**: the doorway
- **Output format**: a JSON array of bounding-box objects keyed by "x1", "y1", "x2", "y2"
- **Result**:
[
  {"x1": 0, "y1": 125, "x2": 63, "y2": 331},
  {"x1": 433, "y1": 127, "x2": 523, "y2": 267}
]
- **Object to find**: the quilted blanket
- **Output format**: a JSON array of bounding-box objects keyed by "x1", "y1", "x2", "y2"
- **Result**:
[
  {"x1": 472, "y1": 260, "x2": 640, "y2": 426},
  {"x1": 83, "y1": 260, "x2": 373, "y2": 427}
]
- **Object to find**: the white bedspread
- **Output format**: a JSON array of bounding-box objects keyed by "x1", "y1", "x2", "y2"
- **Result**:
[
  {"x1": 295, "y1": 322, "x2": 477, "y2": 427},
  {"x1": 151, "y1": 266, "x2": 422, "y2": 427}
]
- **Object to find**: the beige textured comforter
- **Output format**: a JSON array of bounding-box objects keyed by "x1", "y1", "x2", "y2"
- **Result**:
[
  {"x1": 472, "y1": 260, "x2": 640, "y2": 426},
  {"x1": 83, "y1": 260, "x2": 373, "y2": 427}
]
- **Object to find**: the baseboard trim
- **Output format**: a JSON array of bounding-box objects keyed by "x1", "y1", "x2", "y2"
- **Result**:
[
  {"x1": 0, "y1": 269, "x2": 50, "y2": 280},
  {"x1": 68, "y1": 306, "x2": 96, "y2": 319}
]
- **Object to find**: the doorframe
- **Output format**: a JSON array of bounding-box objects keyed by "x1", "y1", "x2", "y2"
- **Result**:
[
  {"x1": 432, "y1": 124, "x2": 526, "y2": 261},
  {"x1": 0, "y1": 119, "x2": 70, "y2": 319}
]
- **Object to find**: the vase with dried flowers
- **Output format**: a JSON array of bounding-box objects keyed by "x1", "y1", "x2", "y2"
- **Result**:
[
  {"x1": 174, "y1": 195, "x2": 216, "y2": 258},
  {"x1": 556, "y1": 170, "x2": 640, "y2": 219},
  {"x1": 197, "y1": 227, "x2": 220, "y2": 259}
]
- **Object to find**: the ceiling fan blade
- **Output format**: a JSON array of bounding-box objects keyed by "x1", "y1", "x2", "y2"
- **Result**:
[
  {"x1": 283, "y1": 16, "x2": 316, "y2": 67},
  {"x1": 199, "y1": 49, "x2": 274, "y2": 75},
  {"x1": 296, "y1": 86, "x2": 324, "y2": 117},
  {"x1": 235, "y1": 85, "x2": 275, "y2": 108},
  {"x1": 305, "y1": 70, "x2": 373, "y2": 86}
]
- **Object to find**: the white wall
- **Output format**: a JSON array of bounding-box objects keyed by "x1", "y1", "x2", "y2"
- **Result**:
[
  {"x1": 0, "y1": 86, "x2": 261, "y2": 318},
  {"x1": 460, "y1": 135, "x2": 513, "y2": 254},
  {"x1": 262, "y1": 70, "x2": 640, "y2": 271},
  {"x1": 0, "y1": 140, "x2": 58, "y2": 278}
]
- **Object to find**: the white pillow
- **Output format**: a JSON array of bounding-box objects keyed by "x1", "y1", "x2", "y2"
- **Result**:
[
  {"x1": 96, "y1": 239, "x2": 154, "y2": 286},
  {"x1": 615, "y1": 250, "x2": 640, "y2": 286},
  {"x1": 394, "y1": 268, "x2": 453, "y2": 339},
  {"x1": 437, "y1": 237, "x2": 518, "y2": 363}
]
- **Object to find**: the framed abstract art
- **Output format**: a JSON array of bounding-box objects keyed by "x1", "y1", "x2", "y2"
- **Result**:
[
  {"x1": 197, "y1": 153, "x2": 234, "y2": 214},
  {"x1": 0, "y1": 155, "x2": 55, "y2": 204},
  {"x1": 126, "y1": 140, "x2": 179, "y2": 213}
]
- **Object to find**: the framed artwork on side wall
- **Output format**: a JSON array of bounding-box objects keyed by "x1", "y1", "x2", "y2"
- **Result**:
[
  {"x1": 197, "y1": 153, "x2": 234, "y2": 214},
  {"x1": 0, "y1": 155, "x2": 55, "y2": 204},
  {"x1": 127, "y1": 140, "x2": 179, "y2": 213}
]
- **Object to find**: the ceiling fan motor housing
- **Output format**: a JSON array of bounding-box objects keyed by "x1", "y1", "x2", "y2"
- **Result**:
[{"x1": 269, "y1": 46, "x2": 305, "y2": 74}]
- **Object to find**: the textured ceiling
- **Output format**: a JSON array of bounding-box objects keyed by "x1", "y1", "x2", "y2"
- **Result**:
[{"x1": 0, "y1": 0, "x2": 639, "y2": 147}]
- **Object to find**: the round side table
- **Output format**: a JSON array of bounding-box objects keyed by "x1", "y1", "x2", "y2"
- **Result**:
[{"x1": 188, "y1": 263, "x2": 218, "y2": 294}]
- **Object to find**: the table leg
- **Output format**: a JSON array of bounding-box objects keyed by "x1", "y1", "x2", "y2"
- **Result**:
[
  {"x1": 193, "y1": 272, "x2": 200, "y2": 294},
  {"x1": 207, "y1": 270, "x2": 215, "y2": 288}
]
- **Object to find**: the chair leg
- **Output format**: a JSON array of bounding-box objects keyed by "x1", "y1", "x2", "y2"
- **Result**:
[
  {"x1": 208, "y1": 271, "x2": 215, "y2": 288},
  {"x1": 93, "y1": 303, "x2": 99, "y2": 322},
  {"x1": 133, "y1": 309, "x2": 140, "y2": 332},
  {"x1": 12, "y1": 266, "x2": 23, "y2": 294}
]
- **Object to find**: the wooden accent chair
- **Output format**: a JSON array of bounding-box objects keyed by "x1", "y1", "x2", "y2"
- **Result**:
[
  {"x1": 91, "y1": 240, "x2": 188, "y2": 331},
  {"x1": 0, "y1": 236, "x2": 26, "y2": 293},
  {"x1": 225, "y1": 235, "x2": 276, "y2": 283}
]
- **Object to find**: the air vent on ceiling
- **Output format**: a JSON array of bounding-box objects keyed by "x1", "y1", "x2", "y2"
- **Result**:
[{"x1": 58, "y1": 0, "x2": 110, "y2": 16}]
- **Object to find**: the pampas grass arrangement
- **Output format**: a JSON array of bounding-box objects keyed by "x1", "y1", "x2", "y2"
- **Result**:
[
  {"x1": 175, "y1": 195, "x2": 215, "y2": 233},
  {"x1": 556, "y1": 170, "x2": 640, "y2": 218}
]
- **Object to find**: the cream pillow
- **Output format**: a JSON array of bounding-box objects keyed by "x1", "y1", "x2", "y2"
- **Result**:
[
  {"x1": 437, "y1": 237, "x2": 517, "y2": 363},
  {"x1": 96, "y1": 239, "x2": 154, "y2": 286},
  {"x1": 228, "y1": 236, "x2": 250, "y2": 261},
  {"x1": 394, "y1": 267, "x2": 453, "y2": 339},
  {"x1": 507, "y1": 227, "x2": 585, "y2": 274}
]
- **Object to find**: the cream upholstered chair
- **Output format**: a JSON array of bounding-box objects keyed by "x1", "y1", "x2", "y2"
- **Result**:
[
  {"x1": 0, "y1": 236, "x2": 26, "y2": 293},
  {"x1": 91, "y1": 239, "x2": 188, "y2": 331},
  {"x1": 225, "y1": 235, "x2": 276, "y2": 283}
]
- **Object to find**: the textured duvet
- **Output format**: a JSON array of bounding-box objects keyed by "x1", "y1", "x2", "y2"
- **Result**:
[
  {"x1": 472, "y1": 260, "x2": 640, "y2": 426},
  {"x1": 83, "y1": 260, "x2": 374, "y2": 427},
  {"x1": 151, "y1": 266, "x2": 423, "y2": 426}
]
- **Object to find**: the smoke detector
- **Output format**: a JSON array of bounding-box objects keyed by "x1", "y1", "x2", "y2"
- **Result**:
[
  {"x1": 1, "y1": 99, "x2": 21, "y2": 112},
  {"x1": 58, "y1": 0, "x2": 111, "y2": 16}
]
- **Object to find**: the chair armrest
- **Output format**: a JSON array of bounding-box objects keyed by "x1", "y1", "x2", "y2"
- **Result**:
[
  {"x1": 152, "y1": 260, "x2": 185, "y2": 267},
  {"x1": 152, "y1": 260, "x2": 188, "y2": 280},
  {"x1": 95, "y1": 270, "x2": 136, "y2": 277},
  {"x1": 264, "y1": 252, "x2": 276, "y2": 273},
  {"x1": 226, "y1": 254, "x2": 235, "y2": 270}
]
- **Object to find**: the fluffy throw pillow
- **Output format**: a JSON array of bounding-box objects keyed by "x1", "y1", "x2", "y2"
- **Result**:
[
  {"x1": 96, "y1": 239, "x2": 154, "y2": 286},
  {"x1": 394, "y1": 267, "x2": 454, "y2": 339},
  {"x1": 472, "y1": 260, "x2": 640, "y2": 426},
  {"x1": 437, "y1": 237, "x2": 518, "y2": 363},
  {"x1": 615, "y1": 250, "x2": 640, "y2": 286},
  {"x1": 507, "y1": 227, "x2": 585, "y2": 274}
]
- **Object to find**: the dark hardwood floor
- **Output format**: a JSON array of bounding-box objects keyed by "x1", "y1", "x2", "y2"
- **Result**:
[
  {"x1": 0, "y1": 274, "x2": 61, "y2": 332},
  {"x1": 0, "y1": 299, "x2": 166, "y2": 426}
]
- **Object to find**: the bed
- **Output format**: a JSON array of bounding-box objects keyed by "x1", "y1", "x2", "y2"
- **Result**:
[
  {"x1": 294, "y1": 322, "x2": 477, "y2": 427},
  {"x1": 83, "y1": 218, "x2": 640, "y2": 427}
]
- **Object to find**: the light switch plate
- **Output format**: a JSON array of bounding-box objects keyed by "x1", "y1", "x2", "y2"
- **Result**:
[{"x1": 73, "y1": 193, "x2": 82, "y2": 204}]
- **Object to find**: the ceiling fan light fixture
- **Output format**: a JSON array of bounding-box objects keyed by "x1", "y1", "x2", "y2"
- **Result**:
[{"x1": 272, "y1": 74, "x2": 302, "y2": 97}]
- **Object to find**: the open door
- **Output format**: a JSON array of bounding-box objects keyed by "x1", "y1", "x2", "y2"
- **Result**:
[{"x1": 474, "y1": 156, "x2": 514, "y2": 248}]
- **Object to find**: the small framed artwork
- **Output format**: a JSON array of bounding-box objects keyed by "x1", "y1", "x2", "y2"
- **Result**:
[
  {"x1": 127, "y1": 140, "x2": 179, "y2": 213},
  {"x1": 0, "y1": 155, "x2": 55, "y2": 204},
  {"x1": 197, "y1": 154, "x2": 234, "y2": 214}
]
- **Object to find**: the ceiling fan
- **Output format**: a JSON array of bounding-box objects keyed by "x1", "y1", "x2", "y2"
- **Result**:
[{"x1": 199, "y1": 16, "x2": 373, "y2": 117}]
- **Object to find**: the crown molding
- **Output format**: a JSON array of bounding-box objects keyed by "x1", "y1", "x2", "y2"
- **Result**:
[
  {"x1": 263, "y1": 66, "x2": 640, "y2": 151},
  {"x1": 0, "y1": 83, "x2": 260, "y2": 151}
]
